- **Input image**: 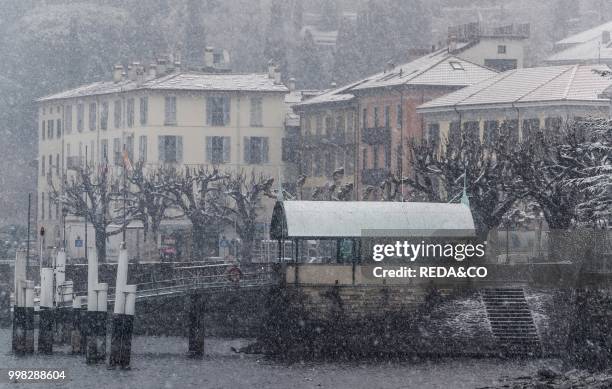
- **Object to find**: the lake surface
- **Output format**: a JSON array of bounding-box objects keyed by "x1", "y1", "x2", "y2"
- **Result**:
[{"x1": 0, "y1": 328, "x2": 560, "y2": 389}]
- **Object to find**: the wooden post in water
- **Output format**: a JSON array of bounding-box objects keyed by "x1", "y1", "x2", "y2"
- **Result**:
[
  {"x1": 38, "y1": 267, "x2": 55, "y2": 354},
  {"x1": 85, "y1": 248, "x2": 107, "y2": 364},
  {"x1": 187, "y1": 292, "x2": 205, "y2": 358},
  {"x1": 71, "y1": 296, "x2": 85, "y2": 354}
]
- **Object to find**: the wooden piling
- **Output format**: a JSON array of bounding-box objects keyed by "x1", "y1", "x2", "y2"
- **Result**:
[{"x1": 187, "y1": 292, "x2": 205, "y2": 358}]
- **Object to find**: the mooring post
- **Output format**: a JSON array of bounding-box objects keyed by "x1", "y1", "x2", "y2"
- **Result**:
[
  {"x1": 12, "y1": 250, "x2": 26, "y2": 354},
  {"x1": 24, "y1": 280, "x2": 35, "y2": 354},
  {"x1": 38, "y1": 267, "x2": 55, "y2": 354},
  {"x1": 109, "y1": 284, "x2": 136, "y2": 369},
  {"x1": 58, "y1": 280, "x2": 74, "y2": 343},
  {"x1": 71, "y1": 296, "x2": 84, "y2": 354},
  {"x1": 85, "y1": 248, "x2": 107, "y2": 364},
  {"x1": 187, "y1": 292, "x2": 205, "y2": 358}
]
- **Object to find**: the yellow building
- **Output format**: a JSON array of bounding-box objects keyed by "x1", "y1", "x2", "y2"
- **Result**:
[{"x1": 37, "y1": 61, "x2": 291, "y2": 261}]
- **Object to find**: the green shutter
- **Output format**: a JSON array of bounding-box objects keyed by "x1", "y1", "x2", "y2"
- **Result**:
[
  {"x1": 176, "y1": 136, "x2": 183, "y2": 162},
  {"x1": 262, "y1": 137, "x2": 269, "y2": 163},
  {"x1": 243, "y1": 136, "x2": 250, "y2": 164},
  {"x1": 223, "y1": 137, "x2": 230, "y2": 163}
]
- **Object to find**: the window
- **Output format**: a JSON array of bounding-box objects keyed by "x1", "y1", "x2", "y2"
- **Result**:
[
  {"x1": 362, "y1": 148, "x2": 367, "y2": 169},
  {"x1": 428, "y1": 123, "x2": 440, "y2": 148},
  {"x1": 243, "y1": 136, "x2": 269, "y2": 164},
  {"x1": 138, "y1": 136, "x2": 147, "y2": 162},
  {"x1": 56, "y1": 119, "x2": 61, "y2": 138},
  {"x1": 362, "y1": 108, "x2": 367, "y2": 128},
  {"x1": 483, "y1": 120, "x2": 499, "y2": 145},
  {"x1": 113, "y1": 138, "x2": 122, "y2": 166},
  {"x1": 127, "y1": 98, "x2": 135, "y2": 128},
  {"x1": 101, "y1": 139, "x2": 108, "y2": 163},
  {"x1": 41, "y1": 156, "x2": 45, "y2": 176},
  {"x1": 41, "y1": 121, "x2": 45, "y2": 140},
  {"x1": 48, "y1": 192, "x2": 52, "y2": 220},
  {"x1": 125, "y1": 135, "x2": 134, "y2": 162},
  {"x1": 56, "y1": 154, "x2": 60, "y2": 175},
  {"x1": 347, "y1": 111, "x2": 354, "y2": 134},
  {"x1": 64, "y1": 105, "x2": 72, "y2": 134},
  {"x1": 449, "y1": 61, "x2": 464, "y2": 70},
  {"x1": 463, "y1": 121, "x2": 480, "y2": 144},
  {"x1": 303, "y1": 116, "x2": 311, "y2": 136},
  {"x1": 77, "y1": 104, "x2": 84, "y2": 132},
  {"x1": 373, "y1": 146, "x2": 379, "y2": 169},
  {"x1": 374, "y1": 107, "x2": 379, "y2": 127},
  {"x1": 325, "y1": 151, "x2": 334, "y2": 176},
  {"x1": 396, "y1": 104, "x2": 402, "y2": 128},
  {"x1": 501, "y1": 119, "x2": 519, "y2": 144},
  {"x1": 206, "y1": 96, "x2": 229, "y2": 126},
  {"x1": 449, "y1": 121, "x2": 461, "y2": 146},
  {"x1": 206, "y1": 136, "x2": 230, "y2": 164},
  {"x1": 100, "y1": 102, "x2": 108, "y2": 130},
  {"x1": 48, "y1": 119, "x2": 54, "y2": 139},
  {"x1": 114, "y1": 100, "x2": 122, "y2": 128},
  {"x1": 90, "y1": 140, "x2": 95, "y2": 165},
  {"x1": 89, "y1": 103, "x2": 97, "y2": 131},
  {"x1": 325, "y1": 116, "x2": 334, "y2": 135},
  {"x1": 48, "y1": 155, "x2": 52, "y2": 176},
  {"x1": 250, "y1": 97, "x2": 262, "y2": 126},
  {"x1": 158, "y1": 135, "x2": 183, "y2": 163},
  {"x1": 139, "y1": 97, "x2": 148, "y2": 125},
  {"x1": 521, "y1": 118, "x2": 540, "y2": 142},
  {"x1": 498, "y1": 45, "x2": 507, "y2": 54},
  {"x1": 315, "y1": 115, "x2": 323, "y2": 135},
  {"x1": 384, "y1": 105, "x2": 390, "y2": 128},
  {"x1": 336, "y1": 115, "x2": 345, "y2": 139},
  {"x1": 41, "y1": 193, "x2": 44, "y2": 221},
  {"x1": 164, "y1": 96, "x2": 177, "y2": 125}
]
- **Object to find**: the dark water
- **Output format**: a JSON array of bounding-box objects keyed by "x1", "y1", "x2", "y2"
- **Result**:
[{"x1": 0, "y1": 329, "x2": 560, "y2": 389}]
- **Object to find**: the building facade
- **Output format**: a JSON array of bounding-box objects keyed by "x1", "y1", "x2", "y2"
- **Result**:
[
  {"x1": 37, "y1": 61, "x2": 290, "y2": 261},
  {"x1": 416, "y1": 65, "x2": 612, "y2": 148}
]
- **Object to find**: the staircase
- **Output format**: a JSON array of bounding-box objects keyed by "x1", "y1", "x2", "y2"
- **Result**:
[{"x1": 481, "y1": 288, "x2": 541, "y2": 356}]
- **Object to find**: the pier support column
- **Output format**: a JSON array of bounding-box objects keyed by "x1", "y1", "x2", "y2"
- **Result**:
[
  {"x1": 24, "y1": 280, "x2": 35, "y2": 354},
  {"x1": 38, "y1": 267, "x2": 54, "y2": 354},
  {"x1": 86, "y1": 283, "x2": 108, "y2": 364},
  {"x1": 187, "y1": 292, "x2": 205, "y2": 358},
  {"x1": 109, "y1": 285, "x2": 136, "y2": 370},
  {"x1": 12, "y1": 250, "x2": 26, "y2": 354},
  {"x1": 71, "y1": 297, "x2": 84, "y2": 354}
]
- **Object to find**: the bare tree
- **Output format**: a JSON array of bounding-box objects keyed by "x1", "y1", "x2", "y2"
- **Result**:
[
  {"x1": 52, "y1": 164, "x2": 127, "y2": 262},
  {"x1": 311, "y1": 167, "x2": 354, "y2": 201},
  {"x1": 222, "y1": 172, "x2": 275, "y2": 262}
]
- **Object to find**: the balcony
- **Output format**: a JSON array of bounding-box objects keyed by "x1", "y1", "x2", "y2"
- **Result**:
[
  {"x1": 361, "y1": 126, "x2": 390, "y2": 145},
  {"x1": 361, "y1": 168, "x2": 389, "y2": 186}
]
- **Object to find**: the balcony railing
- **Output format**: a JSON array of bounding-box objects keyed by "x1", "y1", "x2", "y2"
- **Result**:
[
  {"x1": 361, "y1": 126, "x2": 390, "y2": 145},
  {"x1": 361, "y1": 168, "x2": 389, "y2": 186}
]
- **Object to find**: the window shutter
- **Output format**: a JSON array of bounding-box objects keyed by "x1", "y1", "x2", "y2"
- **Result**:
[
  {"x1": 223, "y1": 97, "x2": 230, "y2": 125},
  {"x1": 206, "y1": 98, "x2": 212, "y2": 125},
  {"x1": 158, "y1": 136, "x2": 165, "y2": 162},
  {"x1": 244, "y1": 137, "x2": 251, "y2": 164},
  {"x1": 223, "y1": 137, "x2": 230, "y2": 163},
  {"x1": 205, "y1": 137, "x2": 212, "y2": 163},
  {"x1": 176, "y1": 136, "x2": 183, "y2": 162},
  {"x1": 262, "y1": 137, "x2": 269, "y2": 163}
]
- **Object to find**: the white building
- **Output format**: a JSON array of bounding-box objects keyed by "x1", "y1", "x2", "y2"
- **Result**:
[{"x1": 37, "y1": 61, "x2": 291, "y2": 261}]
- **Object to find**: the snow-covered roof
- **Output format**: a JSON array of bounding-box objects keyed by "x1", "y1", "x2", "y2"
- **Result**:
[
  {"x1": 270, "y1": 201, "x2": 475, "y2": 239},
  {"x1": 38, "y1": 72, "x2": 288, "y2": 102},
  {"x1": 555, "y1": 21, "x2": 612, "y2": 46},
  {"x1": 352, "y1": 51, "x2": 497, "y2": 91},
  {"x1": 417, "y1": 64, "x2": 612, "y2": 113},
  {"x1": 546, "y1": 38, "x2": 612, "y2": 64},
  {"x1": 292, "y1": 48, "x2": 496, "y2": 109}
]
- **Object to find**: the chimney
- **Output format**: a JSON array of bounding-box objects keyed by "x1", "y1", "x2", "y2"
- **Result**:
[
  {"x1": 273, "y1": 67, "x2": 282, "y2": 84},
  {"x1": 113, "y1": 64, "x2": 123, "y2": 83},
  {"x1": 148, "y1": 64, "x2": 157, "y2": 78},
  {"x1": 204, "y1": 46, "x2": 214, "y2": 68},
  {"x1": 448, "y1": 33, "x2": 457, "y2": 52},
  {"x1": 157, "y1": 57, "x2": 167, "y2": 75},
  {"x1": 288, "y1": 77, "x2": 296, "y2": 91},
  {"x1": 128, "y1": 63, "x2": 139, "y2": 81},
  {"x1": 385, "y1": 60, "x2": 395, "y2": 72},
  {"x1": 268, "y1": 60, "x2": 275, "y2": 79},
  {"x1": 603, "y1": 31, "x2": 610, "y2": 44}
]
